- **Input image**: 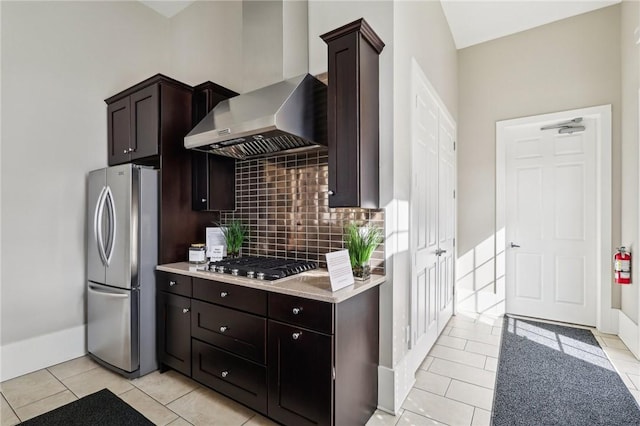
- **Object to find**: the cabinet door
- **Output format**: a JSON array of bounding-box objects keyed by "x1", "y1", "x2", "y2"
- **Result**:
[
  {"x1": 107, "y1": 97, "x2": 131, "y2": 166},
  {"x1": 157, "y1": 292, "x2": 191, "y2": 375},
  {"x1": 130, "y1": 84, "x2": 159, "y2": 160},
  {"x1": 267, "y1": 320, "x2": 333, "y2": 426},
  {"x1": 326, "y1": 32, "x2": 360, "y2": 207},
  {"x1": 192, "y1": 154, "x2": 236, "y2": 211}
]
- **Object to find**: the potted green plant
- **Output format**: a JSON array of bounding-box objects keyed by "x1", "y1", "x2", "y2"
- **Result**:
[
  {"x1": 220, "y1": 219, "x2": 249, "y2": 258},
  {"x1": 344, "y1": 222, "x2": 383, "y2": 280}
]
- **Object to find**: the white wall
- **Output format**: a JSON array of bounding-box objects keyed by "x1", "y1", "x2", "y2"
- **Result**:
[
  {"x1": 0, "y1": 0, "x2": 244, "y2": 380},
  {"x1": 309, "y1": 0, "x2": 457, "y2": 413},
  {"x1": 620, "y1": 0, "x2": 639, "y2": 326},
  {"x1": 167, "y1": 0, "x2": 243, "y2": 91},
  {"x1": 457, "y1": 5, "x2": 622, "y2": 316},
  {"x1": 1, "y1": 2, "x2": 168, "y2": 378},
  {"x1": 619, "y1": 0, "x2": 640, "y2": 356}
]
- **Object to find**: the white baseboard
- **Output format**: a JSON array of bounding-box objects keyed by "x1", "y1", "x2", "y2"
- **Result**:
[
  {"x1": 376, "y1": 354, "x2": 416, "y2": 415},
  {"x1": 618, "y1": 310, "x2": 639, "y2": 359},
  {"x1": 0, "y1": 325, "x2": 86, "y2": 381},
  {"x1": 377, "y1": 365, "x2": 396, "y2": 414}
]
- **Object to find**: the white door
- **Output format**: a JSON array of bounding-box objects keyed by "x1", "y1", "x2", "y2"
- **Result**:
[
  {"x1": 411, "y1": 69, "x2": 439, "y2": 352},
  {"x1": 438, "y1": 114, "x2": 456, "y2": 333},
  {"x1": 410, "y1": 61, "x2": 456, "y2": 358},
  {"x1": 504, "y1": 117, "x2": 597, "y2": 326}
]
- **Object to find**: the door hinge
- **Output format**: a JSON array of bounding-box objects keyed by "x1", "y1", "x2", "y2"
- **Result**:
[
  {"x1": 453, "y1": 238, "x2": 456, "y2": 247},
  {"x1": 332, "y1": 366, "x2": 336, "y2": 380},
  {"x1": 405, "y1": 325, "x2": 411, "y2": 344},
  {"x1": 454, "y1": 141, "x2": 456, "y2": 150},
  {"x1": 453, "y1": 189, "x2": 456, "y2": 198}
]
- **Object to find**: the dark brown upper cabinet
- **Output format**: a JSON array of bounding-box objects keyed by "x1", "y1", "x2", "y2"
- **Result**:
[
  {"x1": 321, "y1": 19, "x2": 384, "y2": 209},
  {"x1": 191, "y1": 82, "x2": 239, "y2": 211},
  {"x1": 105, "y1": 75, "x2": 190, "y2": 166},
  {"x1": 107, "y1": 74, "x2": 205, "y2": 264}
]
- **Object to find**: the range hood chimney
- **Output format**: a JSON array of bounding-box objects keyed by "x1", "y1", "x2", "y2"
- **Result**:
[{"x1": 184, "y1": 1, "x2": 326, "y2": 160}]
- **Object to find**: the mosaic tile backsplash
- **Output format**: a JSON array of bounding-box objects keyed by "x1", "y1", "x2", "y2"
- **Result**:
[{"x1": 219, "y1": 150, "x2": 385, "y2": 274}]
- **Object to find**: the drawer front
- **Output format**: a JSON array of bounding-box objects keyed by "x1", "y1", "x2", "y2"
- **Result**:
[
  {"x1": 192, "y1": 340, "x2": 267, "y2": 415},
  {"x1": 193, "y1": 278, "x2": 267, "y2": 315},
  {"x1": 191, "y1": 300, "x2": 266, "y2": 363},
  {"x1": 157, "y1": 272, "x2": 192, "y2": 297},
  {"x1": 268, "y1": 293, "x2": 334, "y2": 334}
]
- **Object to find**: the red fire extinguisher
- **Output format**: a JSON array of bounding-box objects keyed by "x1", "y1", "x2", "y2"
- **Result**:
[{"x1": 614, "y1": 247, "x2": 631, "y2": 285}]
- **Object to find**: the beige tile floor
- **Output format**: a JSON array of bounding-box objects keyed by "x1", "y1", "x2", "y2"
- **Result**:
[{"x1": 2, "y1": 313, "x2": 639, "y2": 426}]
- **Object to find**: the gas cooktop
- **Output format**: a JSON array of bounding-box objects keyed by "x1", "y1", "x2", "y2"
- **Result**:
[{"x1": 203, "y1": 256, "x2": 317, "y2": 281}]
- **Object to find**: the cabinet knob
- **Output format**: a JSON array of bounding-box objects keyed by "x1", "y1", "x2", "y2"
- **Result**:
[
  {"x1": 201, "y1": 198, "x2": 207, "y2": 203},
  {"x1": 182, "y1": 308, "x2": 190, "y2": 314},
  {"x1": 292, "y1": 307, "x2": 302, "y2": 315},
  {"x1": 328, "y1": 190, "x2": 335, "y2": 196},
  {"x1": 292, "y1": 332, "x2": 302, "y2": 340},
  {"x1": 221, "y1": 371, "x2": 229, "y2": 378},
  {"x1": 123, "y1": 149, "x2": 128, "y2": 154},
  {"x1": 219, "y1": 326, "x2": 228, "y2": 333},
  {"x1": 169, "y1": 281, "x2": 176, "y2": 286},
  {"x1": 128, "y1": 148, "x2": 134, "y2": 152},
  {"x1": 220, "y1": 291, "x2": 228, "y2": 298}
]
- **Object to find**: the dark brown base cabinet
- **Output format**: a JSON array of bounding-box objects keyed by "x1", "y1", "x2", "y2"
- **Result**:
[{"x1": 156, "y1": 271, "x2": 380, "y2": 426}]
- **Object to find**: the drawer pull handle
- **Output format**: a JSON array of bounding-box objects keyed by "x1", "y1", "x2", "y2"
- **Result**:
[
  {"x1": 292, "y1": 332, "x2": 302, "y2": 340},
  {"x1": 220, "y1": 291, "x2": 228, "y2": 298},
  {"x1": 182, "y1": 308, "x2": 190, "y2": 314},
  {"x1": 221, "y1": 371, "x2": 229, "y2": 378},
  {"x1": 292, "y1": 307, "x2": 303, "y2": 315},
  {"x1": 219, "y1": 326, "x2": 228, "y2": 333},
  {"x1": 169, "y1": 281, "x2": 176, "y2": 286}
]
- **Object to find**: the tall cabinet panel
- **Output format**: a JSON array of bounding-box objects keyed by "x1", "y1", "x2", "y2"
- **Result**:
[{"x1": 321, "y1": 18, "x2": 384, "y2": 208}]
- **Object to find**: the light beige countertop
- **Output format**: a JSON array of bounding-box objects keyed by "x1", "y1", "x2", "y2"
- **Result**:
[{"x1": 156, "y1": 262, "x2": 385, "y2": 303}]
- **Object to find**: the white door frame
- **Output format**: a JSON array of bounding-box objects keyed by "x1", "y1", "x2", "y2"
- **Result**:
[{"x1": 496, "y1": 105, "x2": 616, "y2": 333}]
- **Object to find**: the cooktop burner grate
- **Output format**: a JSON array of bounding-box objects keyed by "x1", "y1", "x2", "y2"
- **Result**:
[{"x1": 205, "y1": 256, "x2": 317, "y2": 281}]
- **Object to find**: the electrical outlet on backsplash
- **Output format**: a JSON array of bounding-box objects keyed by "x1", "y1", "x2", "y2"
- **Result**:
[{"x1": 219, "y1": 150, "x2": 385, "y2": 275}]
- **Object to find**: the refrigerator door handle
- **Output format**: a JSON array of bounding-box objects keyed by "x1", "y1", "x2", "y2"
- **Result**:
[
  {"x1": 88, "y1": 284, "x2": 129, "y2": 298},
  {"x1": 104, "y1": 186, "x2": 117, "y2": 265},
  {"x1": 94, "y1": 186, "x2": 108, "y2": 266}
]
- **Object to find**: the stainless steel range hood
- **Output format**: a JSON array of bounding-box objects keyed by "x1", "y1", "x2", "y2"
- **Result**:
[{"x1": 184, "y1": 74, "x2": 327, "y2": 160}]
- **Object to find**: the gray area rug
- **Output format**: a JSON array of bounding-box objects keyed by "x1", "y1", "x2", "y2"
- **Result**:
[
  {"x1": 20, "y1": 388, "x2": 153, "y2": 425},
  {"x1": 492, "y1": 316, "x2": 640, "y2": 426}
]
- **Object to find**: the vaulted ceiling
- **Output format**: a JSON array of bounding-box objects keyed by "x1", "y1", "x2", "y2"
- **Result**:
[{"x1": 138, "y1": 0, "x2": 622, "y2": 50}]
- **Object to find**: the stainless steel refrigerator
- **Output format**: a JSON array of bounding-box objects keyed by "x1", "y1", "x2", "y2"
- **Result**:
[{"x1": 87, "y1": 164, "x2": 158, "y2": 378}]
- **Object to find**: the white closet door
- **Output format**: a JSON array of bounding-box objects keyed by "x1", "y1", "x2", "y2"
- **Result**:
[{"x1": 410, "y1": 61, "x2": 457, "y2": 363}]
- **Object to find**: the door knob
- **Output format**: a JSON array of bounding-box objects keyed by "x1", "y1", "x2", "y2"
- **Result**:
[
  {"x1": 510, "y1": 242, "x2": 521, "y2": 248},
  {"x1": 435, "y1": 248, "x2": 447, "y2": 256}
]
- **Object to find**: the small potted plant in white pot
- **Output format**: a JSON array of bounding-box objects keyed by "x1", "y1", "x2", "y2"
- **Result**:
[
  {"x1": 220, "y1": 219, "x2": 249, "y2": 258},
  {"x1": 344, "y1": 222, "x2": 383, "y2": 280}
]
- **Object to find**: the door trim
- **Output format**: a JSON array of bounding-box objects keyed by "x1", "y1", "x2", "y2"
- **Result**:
[{"x1": 496, "y1": 105, "x2": 615, "y2": 332}]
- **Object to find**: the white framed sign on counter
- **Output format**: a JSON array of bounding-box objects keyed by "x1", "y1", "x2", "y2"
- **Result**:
[{"x1": 325, "y1": 250, "x2": 354, "y2": 291}]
